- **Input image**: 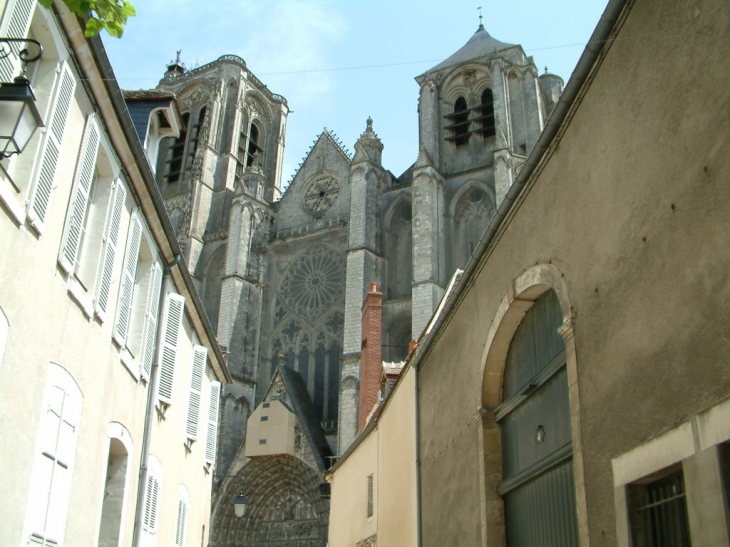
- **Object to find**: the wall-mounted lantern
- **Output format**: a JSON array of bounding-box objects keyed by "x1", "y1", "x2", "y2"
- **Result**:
[{"x1": 0, "y1": 38, "x2": 44, "y2": 159}]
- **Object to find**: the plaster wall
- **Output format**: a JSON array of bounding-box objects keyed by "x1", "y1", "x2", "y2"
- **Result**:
[{"x1": 417, "y1": 0, "x2": 730, "y2": 546}]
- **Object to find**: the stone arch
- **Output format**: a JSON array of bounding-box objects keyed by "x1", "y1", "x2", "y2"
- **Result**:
[
  {"x1": 451, "y1": 182, "x2": 495, "y2": 270},
  {"x1": 243, "y1": 90, "x2": 273, "y2": 124},
  {"x1": 209, "y1": 455, "x2": 329, "y2": 547},
  {"x1": 384, "y1": 196, "x2": 413, "y2": 300},
  {"x1": 442, "y1": 63, "x2": 492, "y2": 102},
  {"x1": 477, "y1": 263, "x2": 587, "y2": 547}
]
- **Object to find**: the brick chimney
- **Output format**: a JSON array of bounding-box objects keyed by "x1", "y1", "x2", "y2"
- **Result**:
[{"x1": 359, "y1": 282, "x2": 382, "y2": 432}]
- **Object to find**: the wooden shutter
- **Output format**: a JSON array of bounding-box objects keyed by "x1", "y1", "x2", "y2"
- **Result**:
[
  {"x1": 58, "y1": 115, "x2": 100, "y2": 274},
  {"x1": 156, "y1": 293, "x2": 185, "y2": 404},
  {"x1": 27, "y1": 61, "x2": 76, "y2": 232},
  {"x1": 113, "y1": 211, "x2": 142, "y2": 346},
  {"x1": 185, "y1": 345, "x2": 207, "y2": 440},
  {"x1": 94, "y1": 179, "x2": 127, "y2": 320},
  {"x1": 142, "y1": 474, "x2": 160, "y2": 533},
  {"x1": 205, "y1": 381, "x2": 221, "y2": 465},
  {"x1": 140, "y1": 261, "x2": 163, "y2": 380},
  {"x1": 174, "y1": 498, "x2": 188, "y2": 547},
  {"x1": 0, "y1": 0, "x2": 36, "y2": 82}
]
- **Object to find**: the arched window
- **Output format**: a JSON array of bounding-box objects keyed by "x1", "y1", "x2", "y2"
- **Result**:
[
  {"x1": 496, "y1": 290, "x2": 578, "y2": 546},
  {"x1": 97, "y1": 423, "x2": 132, "y2": 547},
  {"x1": 386, "y1": 200, "x2": 412, "y2": 299},
  {"x1": 166, "y1": 112, "x2": 188, "y2": 183},
  {"x1": 453, "y1": 186, "x2": 492, "y2": 270},
  {"x1": 480, "y1": 89, "x2": 496, "y2": 137},
  {"x1": 452, "y1": 96, "x2": 469, "y2": 146},
  {"x1": 247, "y1": 123, "x2": 262, "y2": 166}
]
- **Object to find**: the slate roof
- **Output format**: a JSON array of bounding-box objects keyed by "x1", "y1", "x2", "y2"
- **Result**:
[
  {"x1": 427, "y1": 24, "x2": 516, "y2": 73},
  {"x1": 122, "y1": 89, "x2": 176, "y2": 101},
  {"x1": 276, "y1": 365, "x2": 334, "y2": 471}
]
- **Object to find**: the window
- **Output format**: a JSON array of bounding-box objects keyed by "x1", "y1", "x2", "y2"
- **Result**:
[
  {"x1": 628, "y1": 467, "x2": 692, "y2": 547},
  {"x1": 113, "y1": 211, "x2": 163, "y2": 380},
  {"x1": 205, "y1": 380, "x2": 221, "y2": 465},
  {"x1": 185, "y1": 107, "x2": 206, "y2": 171},
  {"x1": 0, "y1": 4, "x2": 76, "y2": 228},
  {"x1": 479, "y1": 89, "x2": 496, "y2": 137},
  {"x1": 185, "y1": 345, "x2": 207, "y2": 440},
  {"x1": 451, "y1": 97, "x2": 469, "y2": 146},
  {"x1": 22, "y1": 363, "x2": 83, "y2": 547},
  {"x1": 141, "y1": 456, "x2": 163, "y2": 536},
  {"x1": 58, "y1": 116, "x2": 128, "y2": 321},
  {"x1": 156, "y1": 292, "x2": 185, "y2": 405},
  {"x1": 367, "y1": 474, "x2": 374, "y2": 518},
  {"x1": 174, "y1": 485, "x2": 189, "y2": 547}
]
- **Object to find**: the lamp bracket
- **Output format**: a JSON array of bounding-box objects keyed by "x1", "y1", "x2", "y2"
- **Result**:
[{"x1": 0, "y1": 38, "x2": 43, "y2": 76}]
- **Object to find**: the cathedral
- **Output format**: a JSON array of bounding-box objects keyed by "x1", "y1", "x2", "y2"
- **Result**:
[{"x1": 141, "y1": 23, "x2": 561, "y2": 546}]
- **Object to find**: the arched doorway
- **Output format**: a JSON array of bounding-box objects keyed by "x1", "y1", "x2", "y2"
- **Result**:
[{"x1": 496, "y1": 289, "x2": 578, "y2": 546}]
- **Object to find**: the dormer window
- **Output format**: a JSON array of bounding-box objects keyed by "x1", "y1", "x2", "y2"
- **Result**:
[{"x1": 479, "y1": 89, "x2": 496, "y2": 137}]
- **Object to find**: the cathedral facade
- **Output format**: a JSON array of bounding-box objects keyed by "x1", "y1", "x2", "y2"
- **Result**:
[{"x1": 145, "y1": 25, "x2": 561, "y2": 546}]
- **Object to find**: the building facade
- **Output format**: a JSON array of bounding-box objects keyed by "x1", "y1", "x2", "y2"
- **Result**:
[
  {"x1": 141, "y1": 22, "x2": 560, "y2": 546},
  {"x1": 0, "y1": 2, "x2": 229, "y2": 546}
]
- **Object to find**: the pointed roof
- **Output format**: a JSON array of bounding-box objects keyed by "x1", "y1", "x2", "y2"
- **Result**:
[
  {"x1": 263, "y1": 365, "x2": 333, "y2": 471},
  {"x1": 427, "y1": 24, "x2": 515, "y2": 73}
]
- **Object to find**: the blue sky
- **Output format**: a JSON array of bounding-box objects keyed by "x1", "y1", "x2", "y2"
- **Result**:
[{"x1": 103, "y1": 0, "x2": 608, "y2": 189}]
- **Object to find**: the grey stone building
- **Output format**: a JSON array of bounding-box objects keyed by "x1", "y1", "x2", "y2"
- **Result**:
[{"x1": 140, "y1": 23, "x2": 560, "y2": 546}]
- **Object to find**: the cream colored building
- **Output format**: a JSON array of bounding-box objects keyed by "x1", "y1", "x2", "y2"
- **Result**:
[{"x1": 0, "y1": 2, "x2": 230, "y2": 546}]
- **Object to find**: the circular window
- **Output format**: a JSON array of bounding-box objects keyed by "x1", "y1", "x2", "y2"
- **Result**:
[{"x1": 303, "y1": 174, "x2": 340, "y2": 213}]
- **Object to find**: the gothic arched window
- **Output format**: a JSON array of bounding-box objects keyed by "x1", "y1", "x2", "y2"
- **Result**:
[
  {"x1": 386, "y1": 200, "x2": 412, "y2": 299},
  {"x1": 219, "y1": 80, "x2": 238, "y2": 153},
  {"x1": 480, "y1": 89, "x2": 496, "y2": 137},
  {"x1": 185, "y1": 106, "x2": 206, "y2": 170},
  {"x1": 497, "y1": 289, "x2": 578, "y2": 546},
  {"x1": 246, "y1": 123, "x2": 262, "y2": 166},
  {"x1": 453, "y1": 186, "x2": 492, "y2": 269}
]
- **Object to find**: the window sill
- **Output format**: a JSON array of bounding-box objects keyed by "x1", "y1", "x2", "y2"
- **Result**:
[
  {"x1": 120, "y1": 348, "x2": 141, "y2": 381},
  {"x1": 67, "y1": 278, "x2": 94, "y2": 319},
  {"x1": 0, "y1": 175, "x2": 26, "y2": 225}
]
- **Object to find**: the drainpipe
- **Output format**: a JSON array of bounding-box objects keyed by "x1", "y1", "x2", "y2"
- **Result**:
[
  {"x1": 132, "y1": 254, "x2": 181, "y2": 547},
  {"x1": 414, "y1": 357, "x2": 423, "y2": 547}
]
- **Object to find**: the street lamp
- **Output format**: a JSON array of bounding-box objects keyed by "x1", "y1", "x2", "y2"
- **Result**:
[
  {"x1": 0, "y1": 38, "x2": 44, "y2": 159},
  {"x1": 233, "y1": 491, "x2": 247, "y2": 518}
]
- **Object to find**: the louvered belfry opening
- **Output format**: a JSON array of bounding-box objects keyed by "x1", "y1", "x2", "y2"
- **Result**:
[
  {"x1": 496, "y1": 289, "x2": 579, "y2": 547},
  {"x1": 479, "y1": 89, "x2": 496, "y2": 137},
  {"x1": 449, "y1": 96, "x2": 470, "y2": 146},
  {"x1": 246, "y1": 123, "x2": 262, "y2": 166}
]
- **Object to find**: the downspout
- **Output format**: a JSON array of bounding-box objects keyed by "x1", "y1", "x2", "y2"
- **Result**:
[
  {"x1": 414, "y1": 360, "x2": 423, "y2": 547},
  {"x1": 132, "y1": 254, "x2": 181, "y2": 547}
]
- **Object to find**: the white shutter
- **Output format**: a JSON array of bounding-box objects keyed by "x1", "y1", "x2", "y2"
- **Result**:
[
  {"x1": 174, "y1": 499, "x2": 188, "y2": 547},
  {"x1": 113, "y1": 211, "x2": 142, "y2": 346},
  {"x1": 0, "y1": 0, "x2": 37, "y2": 82},
  {"x1": 205, "y1": 381, "x2": 221, "y2": 465},
  {"x1": 27, "y1": 62, "x2": 76, "y2": 232},
  {"x1": 141, "y1": 261, "x2": 163, "y2": 380},
  {"x1": 185, "y1": 345, "x2": 206, "y2": 440},
  {"x1": 94, "y1": 180, "x2": 127, "y2": 320},
  {"x1": 156, "y1": 293, "x2": 185, "y2": 404},
  {"x1": 58, "y1": 115, "x2": 100, "y2": 274},
  {"x1": 142, "y1": 474, "x2": 160, "y2": 533}
]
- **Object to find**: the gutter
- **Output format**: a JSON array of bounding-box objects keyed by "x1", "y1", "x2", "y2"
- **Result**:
[
  {"x1": 54, "y1": 2, "x2": 230, "y2": 384},
  {"x1": 409, "y1": 0, "x2": 631, "y2": 545}
]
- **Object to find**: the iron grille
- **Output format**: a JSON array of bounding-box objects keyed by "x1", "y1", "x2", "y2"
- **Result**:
[{"x1": 635, "y1": 471, "x2": 692, "y2": 547}]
